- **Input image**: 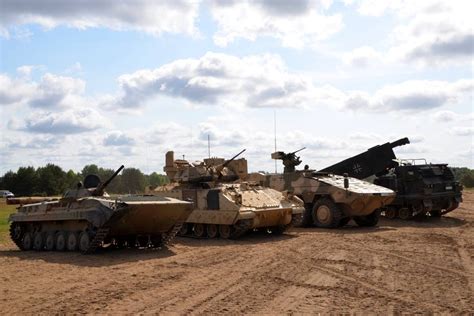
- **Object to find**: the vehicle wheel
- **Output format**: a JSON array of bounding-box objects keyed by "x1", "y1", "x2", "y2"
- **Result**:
[
  {"x1": 338, "y1": 217, "x2": 351, "y2": 227},
  {"x1": 150, "y1": 235, "x2": 163, "y2": 248},
  {"x1": 384, "y1": 207, "x2": 397, "y2": 219},
  {"x1": 353, "y1": 210, "x2": 380, "y2": 227},
  {"x1": 45, "y1": 232, "x2": 55, "y2": 251},
  {"x1": 55, "y1": 231, "x2": 67, "y2": 251},
  {"x1": 33, "y1": 232, "x2": 45, "y2": 250},
  {"x1": 137, "y1": 235, "x2": 149, "y2": 248},
  {"x1": 78, "y1": 232, "x2": 91, "y2": 252},
  {"x1": 398, "y1": 208, "x2": 412, "y2": 220},
  {"x1": 10, "y1": 223, "x2": 24, "y2": 243},
  {"x1": 67, "y1": 232, "x2": 78, "y2": 251},
  {"x1": 193, "y1": 224, "x2": 206, "y2": 238},
  {"x1": 179, "y1": 223, "x2": 190, "y2": 236},
  {"x1": 206, "y1": 224, "x2": 218, "y2": 238},
  {"x1": 312, "y1": 198, "x2": 343, "y2": 228},
  {"x1": 219, "y1": 225, "x2": 232, "y2": 239},
  {"x1": 126, "y1": 237, "x2": 137, "y2": 248},
  {"x1": 22, "y1": 232, "x2": 33, "y2": 250}
]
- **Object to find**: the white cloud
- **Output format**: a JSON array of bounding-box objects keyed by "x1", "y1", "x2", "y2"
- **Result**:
[
  {"x1": 0, "y1": 72, "x2": 85, "y2": 108},
  {"x1": 450, "y1": 126, "x2": 474, "y2": 137},
  {"x1": 114, "y1": 52, "x2": 316, "y2": 109},
  {"x1": 350, "y1": 0, "x2": 473, "y2": 66},
  {"x1": 0, "y1": 0, "x2": 199, "y2": 38},
  {"x1": 18, "y1": 108, "x2": 109, "y2": 134},
  {"x1": 103, "y1": 131, "x2": 135, "y2": 146},
  {"x1": 210, "y1": 0, "x2": 343, "y2": 48},
  {"x1": 342, "y1": 46, "x2": 383, "y2": 67},
  {"x1": 112, "y1": 52, "x2": 472, "y2": 113}
]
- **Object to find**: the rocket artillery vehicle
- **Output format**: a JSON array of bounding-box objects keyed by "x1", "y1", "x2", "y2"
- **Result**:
[
  {"x1": 149, "y1": 150, "x2": 305, "y2": 239},
  {"x1": 321, "y1": 138, "x2": 463, "y2": 219},
  {"x1": 248, "y1": 148, "x2": 395, "y2": 228},
  {"x1": 9, "y1": 165, "x2": 193, "y2": 254}
]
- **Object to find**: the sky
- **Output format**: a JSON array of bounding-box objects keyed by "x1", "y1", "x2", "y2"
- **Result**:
[{"x1": 0, "y1": 0, "x2": 473, "y2": 175}]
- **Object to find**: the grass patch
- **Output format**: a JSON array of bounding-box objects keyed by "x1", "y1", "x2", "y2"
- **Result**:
[{"x1": 0, "y1": 199, "x2": 17, "y2": 242}]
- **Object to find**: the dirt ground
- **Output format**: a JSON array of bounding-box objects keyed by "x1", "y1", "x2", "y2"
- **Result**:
[{"x1": 0, "y1": 191, "x2": 472, "y2": 314}]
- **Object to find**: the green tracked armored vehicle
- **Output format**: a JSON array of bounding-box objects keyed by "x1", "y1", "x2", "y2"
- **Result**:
[
  {"x1": 148, "y1": 150, "x2": 305, "y2": 239},
  {"x1": 9, "y1": 165, "x2": 193, "y2": 253}
]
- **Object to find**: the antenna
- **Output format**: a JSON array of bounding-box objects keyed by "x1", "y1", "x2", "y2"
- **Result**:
[
  {"x1": 208, "y1": 134, "x2": 211, "y2": 158},
  {"x1": 274, "y1": 110, "x2": 277, "y2": 173}
]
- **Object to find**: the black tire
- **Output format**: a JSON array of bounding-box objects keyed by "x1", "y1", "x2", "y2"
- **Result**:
[
  {"x1": 45, "y1": 232, "x2": 55, "y2": 251},
  {"x1": 312, "y1": 198, "x2": 343, "y2": 228},
  {"x1": 67, "y1": 232, "x2": 79, "y2": 251},
  {"x1": 353, "y1": 210, "x2": 380, "y2": 227},
  {"x1": 22, "y1": 232, "x2": 33, "y2": 250},
  {"x1": 206, "y1": 224, "x2": 218, "y2": 238},
  {"x1": 193, "y1": 224, "x2": 206, "y2": 238},
  {"x1": 179, "y1": 223, "x2": 190, "y2": 236},
  {"x1": 384, "y1": 207, "x2": 397, "y2": 219},
  {"x1": 55, "y1": 232, "x2": 66, "y2": 251},
  {"x1": 33, "y1": 232, "x2": 44, "y2": 251},
  {"x1": 429, "y1": 210, "x2": 442, "y2": 218},
  {"x1": 271, "y1": 225, "x2": 287, "y2": 235},
  {"x1": 219, "y1": 225, "x2": 232, "y2": 239},
  {"x1": 78, "y1": 232, "x2": 91, "y2": 252},
  {"x1": 398, "y1": 208, "x2": 412, "y2": 220}
]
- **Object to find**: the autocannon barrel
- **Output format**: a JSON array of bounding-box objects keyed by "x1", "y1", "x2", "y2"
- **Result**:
[{"x1": 93, "y1": 165, "x2": 124, "y2": 195}]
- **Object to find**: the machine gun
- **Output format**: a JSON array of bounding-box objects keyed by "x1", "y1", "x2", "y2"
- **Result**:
[
  {"x1": 321, "y1": 137, "x2": 410, "y2": 179},
  {"x1": 92, "y1": 165, "x2": 125, "y2": 196},
  {"x1": 271, "y1": 147, "x2": 306, "y2": 173},
  {"x1": 215, "y1": 149, "x2": 246, "y2": 180}
]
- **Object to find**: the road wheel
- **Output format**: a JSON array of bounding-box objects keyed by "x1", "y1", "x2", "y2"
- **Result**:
[
  {"x1": 33, "y1": 232, "x2": 44, "y2": 250},
  {"x1": 78, "y1": 232, "x2": 91, "y2": 252},
  {"x1": 429, "y1": 210, "x2": 442, "y2": 218},
  {"x1": 193, "y1": 224, "x2": 206, "y2": 238},
  {"x1": 22, "y1": 232, "x2": 33, "y2": 250},
  {"x1": 384, "y1": 207, "x2": 397, "y2": 219},
  {"x1": 67, "y1": 232, "x2": 78, "y2": 251},
  {"x1": 312, "y1": 198, "x2": 343, "y2": 228},
  {"x1": 354, "y1": 210, "x2": 380, "y2": 227},
  {"x1": 45, "y1": 232, "x2": 55, "y2": 251},
  {"x1": 55, "y1": 231, "x2": 66, "y2": 251},
  {"x1": 206, "y1": 224, "x2": 218, "y2": 238},
  {"x1": 219, "y1": 225, "x2": 232, "y2": 239},
  {"x1": 150, "y1": 235, "x2": 163, "y2": 248},
  {"x1": 398, "y1": 208, "x2": 412, "y2": 220},
  {"x1": 179, "y1": 223, "x2": 190, "y2": 236},
  {"x1": 137, "y1": 235, "x2": 149, "y2": 248}
]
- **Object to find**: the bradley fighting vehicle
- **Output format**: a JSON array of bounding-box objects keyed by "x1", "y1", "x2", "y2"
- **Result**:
[
  {"x1": 321, "y1": 138, "x2": 463, "y2": 219},
  {"x1": 9, "y1": 165, "x2": 193, "y2": 253},
  {"x1": 148, "y1": 150, "x2": 305, "y2": 238},
  {"x1": 248, "y1": 148, "x2": 395, "y2": 228}
]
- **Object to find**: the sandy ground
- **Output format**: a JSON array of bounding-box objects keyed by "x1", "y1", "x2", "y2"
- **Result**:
[{"x1": 0, "y1": 192, "x2": 472, "y2": 314}]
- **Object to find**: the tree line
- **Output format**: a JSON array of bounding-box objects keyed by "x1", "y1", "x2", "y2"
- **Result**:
[
  {"x1": 0, "y1": 164, "x2": 168, "y2": 196},
  {"x1": 451, "y1": 167, "x2": 474, "y2": 188}
]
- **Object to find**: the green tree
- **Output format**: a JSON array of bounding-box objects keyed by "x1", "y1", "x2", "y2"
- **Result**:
[
  {"x1": 121, "y1": 168, "x2": 146, "y2": 194},
  {"x1": 81, "y1": 164, "x2": 100, "y2": 178},
  {"x1": 15, "y1": 166, "x2": 38, "y2": 196},
  {"x1": 147, "y1": 172, "x2": 169, "y2": 187},
  {"x1": 36, "y1": 164, "x2": 67, "y2": 196}
]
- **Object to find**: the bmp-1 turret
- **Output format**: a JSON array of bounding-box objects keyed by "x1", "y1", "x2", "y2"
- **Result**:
[
  {"x1": 148, "y1": 150, "x2": 304, "y2": 239},
  {"x1": 9, "y1": 165, "x2": 193, "y2": 253}
]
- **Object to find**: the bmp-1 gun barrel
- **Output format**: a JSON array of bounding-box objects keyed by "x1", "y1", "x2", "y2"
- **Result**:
[
  {"x1": 321, "y1": 138, "x2": 410, "y2": 179},
  {"x1": 93, "y1": 165, "x2": 124, "y2": 195}
]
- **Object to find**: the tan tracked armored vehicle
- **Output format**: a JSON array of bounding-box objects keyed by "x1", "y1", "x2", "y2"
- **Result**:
[
  {"x1": 9, "y1": 166, "x2": 193, "y2": 254},
  {"x1": 248, "y1": 149, "x2": 395, "y2": 228},
  {"x1": 148, "y1": 150, "x2": 305, "y2": 238}
]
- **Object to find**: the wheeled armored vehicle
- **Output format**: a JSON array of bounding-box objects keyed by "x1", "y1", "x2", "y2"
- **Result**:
[
  {"x1": 9, "y1": 165, "x2": 193, "y2": 253},
  {"x1": 321, "y1": 138, "x2": 463, "y2": 219},
  {"x1": 248, "y1": 149, "x2": 395, "y2": 228},
  {"x1": 148, "y1": 150, "x2": 305, "y2": 239}
]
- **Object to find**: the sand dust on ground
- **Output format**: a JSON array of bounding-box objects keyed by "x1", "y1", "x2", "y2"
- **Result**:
[{"x1": 1, "y1": 191, "x2": 473, "y2": 314}]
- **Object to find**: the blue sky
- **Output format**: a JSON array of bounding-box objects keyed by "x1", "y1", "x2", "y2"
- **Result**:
[{"x1": 0, "y1": 0, "x2": 472, "y2": 175}]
